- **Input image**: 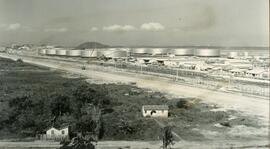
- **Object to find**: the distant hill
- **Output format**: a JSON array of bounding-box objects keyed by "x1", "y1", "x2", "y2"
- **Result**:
[{"x1": 76, "y1": 42, "x2": 110, "y2": 49}]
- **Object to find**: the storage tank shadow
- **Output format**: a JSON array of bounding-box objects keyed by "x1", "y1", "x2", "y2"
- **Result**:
[{"x1": 194, "y1": 49, "x2": 220, "y2": 57}]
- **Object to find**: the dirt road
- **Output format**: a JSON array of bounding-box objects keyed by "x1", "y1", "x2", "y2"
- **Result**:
[{"x1": 1, "y1": 53, "x2": 269, "y2": 125}]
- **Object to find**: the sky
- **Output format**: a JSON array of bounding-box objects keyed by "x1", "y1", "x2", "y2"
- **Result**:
[{"x1": 0, "y1": 0, "x2": 268, "y2": 47}]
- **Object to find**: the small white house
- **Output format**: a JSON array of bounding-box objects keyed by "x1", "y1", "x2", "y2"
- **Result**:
[
  {"x1": 46, "y1": 126, "x2": 69, "y2": 140},
  {"x1": 142, "y1": 105, "x2": 169, "y2": 118}
]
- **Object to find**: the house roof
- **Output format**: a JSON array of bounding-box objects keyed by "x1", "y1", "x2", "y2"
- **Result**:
[
  {"x1": 45, "y1": 125, "x2": 69, "y2": 131},
  {"x1": 142, "y1": 105, "x2": 169, "y2": 110}
]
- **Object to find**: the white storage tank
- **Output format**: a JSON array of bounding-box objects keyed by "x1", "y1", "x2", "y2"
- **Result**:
[
  {"x1": 99, "y1": 50, "x2": 127, "y2": 58},
  {"x1": 194, "y1": 49, "x2": 220, "y2": 57},
  {"x1": 131, "y1": 48, "x2": 148, "y2": 54},
  {"x1": 147, "y1": 48, "x2": 168, "y2": 55},
  {"x1": 227, "y1": 52, "x2": 238, "y2": 58},
  {"x1": 98, "y1": 50, "x2": 112, "y2": 57},
  {"x1": 243, "y1": 52, "x2": 249, "y2": 57},
  {"x1": 56, "y1": 49, "x2": 67, "y2": 56},
  {"x1": 39, "y1": 49, "x2": 46, "y2": 55},
  {"x1": 81, "y1": 50, "x2": 98, "y2": 58},
  {"x1": 67, "y1": 50, "x2": 81, "y2": 57},
  {"x1": 46, "y1": 49, "x2": 56, "y2": 55},
  {"x1": 170, "y1": 48, "x2": 193, "y2": 56}
]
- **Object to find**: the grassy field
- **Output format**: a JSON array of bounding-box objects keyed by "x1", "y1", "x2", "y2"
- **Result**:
[
  {"x1": 0, "y1": 57, "x2": 267, "y2": 145},
  {"x1": 0, "y1": 57, "x2": 163, "y2": 140}
]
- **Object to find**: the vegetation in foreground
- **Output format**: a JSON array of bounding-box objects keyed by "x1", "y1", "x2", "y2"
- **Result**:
[
  {"x1": 0, "y1": 57, "x2": 264, "y2": 144},
  {"x1": 0, "y1": 57, "x2": 163, "y2": 140}
]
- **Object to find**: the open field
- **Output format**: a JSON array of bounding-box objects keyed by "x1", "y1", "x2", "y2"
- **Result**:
[{"x1": 0, "y1": 54, "x2": 269, "y2": 148}]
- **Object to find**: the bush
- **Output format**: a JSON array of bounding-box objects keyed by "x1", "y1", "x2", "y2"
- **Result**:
[
  {"x1": 16, "y1": 58, "x2": 23, "y2": 63},
  {"x1": 176, "y1": 99, "x2": 188, "y2": 109}
]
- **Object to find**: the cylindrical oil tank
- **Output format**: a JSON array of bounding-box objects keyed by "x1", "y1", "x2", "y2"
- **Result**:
[
  {"x1": 131, "y1": 48, "x2": 148, "y2": 54},
  {"x1": 39, "y1": 49, "x2": 46, "y2": 55},
  {"x1": 98, "y1": 50, "x2": 112, "y2": 57},
  {"x1": 194, "y1": 49, "x2": 220, "y2": 57},
  {"x1": 170, "y1": 48, "x2": 194, "y2": 56},
  {"x1": 46, "y1": 49, "x2": 56, "y2": 55},
  {"x1": 111, "y1": 51, "x2": 127, "y2": 58},
  {"x1": 67, "y1": 50, "x2": 81, "y2": 57},
  {"x1": 147, "y1": 48, "x2": 168, "y2": 55},
  {"x1": 99, "y1": 50, "x2": 127, "y2": 58},
  {"x1": 56, "y1": 49, "x2": 67, "y2": 56},
  {"x1": 227, "y1": 52, "x2": 238, "y2": 58},
  {"x1": 243, "y1": 52, "x2": 249, "y2": 57},
  {"x1": 81, "y1": 50, "x2": 98, "y2": 58}
]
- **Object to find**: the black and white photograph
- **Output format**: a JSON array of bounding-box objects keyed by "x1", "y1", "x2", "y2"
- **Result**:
[{"x1": 0, "y1": 0, "x2": 269, "y2": 148}]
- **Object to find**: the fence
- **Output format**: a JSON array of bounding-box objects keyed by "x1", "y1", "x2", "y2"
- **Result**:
[{"x1": 86, "y1": 61, "x2": 269, "y2": 97}]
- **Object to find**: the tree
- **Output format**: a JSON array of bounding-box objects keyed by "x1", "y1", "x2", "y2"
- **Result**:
[
  {"x1": 50, "y1": 94, "x2": 71, "y2": 118},
  {"x1": 73, "y1": 84, "x2": 99, "y2": 105},
  {"x1": 176, "y1": 99, "x2": 188, "y2": 109},
  {"x1": 162, "y1": 126, "x2": 174, "y2": 149}
]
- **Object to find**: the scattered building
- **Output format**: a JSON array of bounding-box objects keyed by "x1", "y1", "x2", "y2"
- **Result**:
[
  {"x1": 246, "y1": 69, "x2": 268, "y2": 79},
  {"x1": 229, "y1": 68, "x2": 246, "y2": 76}
]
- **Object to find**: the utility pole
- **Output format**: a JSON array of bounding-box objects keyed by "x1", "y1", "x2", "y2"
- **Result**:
[{"x1": 176, "y1": 69, "x2": 178, "y2": 81}]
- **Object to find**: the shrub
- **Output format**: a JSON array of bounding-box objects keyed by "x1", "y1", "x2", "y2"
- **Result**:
[
  {"x1": 16, "y1": 58, "x2": 23, "y2": 63},
  {"x1": 176, "y1": 99, "x2": 188, "y2": 109}
]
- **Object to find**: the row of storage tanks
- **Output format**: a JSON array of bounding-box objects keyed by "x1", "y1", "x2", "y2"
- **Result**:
[
  {"x1": 39, "y1": 48, "x2": 221, "y2": 58},
  {"x1": 39, "y1": 48, "x2": 128, "y2": 58},
  {"x1": 131, "y1": 48, "x2": 220, "y2": 57}
]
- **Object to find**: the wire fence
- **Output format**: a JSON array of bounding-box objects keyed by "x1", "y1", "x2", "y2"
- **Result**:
[{"x1": 87, "y1": 61, "x2": 269, "y2": 97}]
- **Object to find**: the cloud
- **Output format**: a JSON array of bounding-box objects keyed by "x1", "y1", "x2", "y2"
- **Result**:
[
  {"x1": 7, "y1": 23, "x2": 21, "y2": 31},
  {"x1": 91, "y1": 27, "x2": 98, "y2": 31},
  {"x1": 140, "y1": 22, "x2": 165, "y2": 31},
  {"x1": 44, "y1": 27, "x2": 68, "y2": 33},
  {"x1": 0, "y1": 23, "x2": 21, "y2": 31},
  {"x1": 103, "y1": 24, "x2": 135, "y2": 32}
]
